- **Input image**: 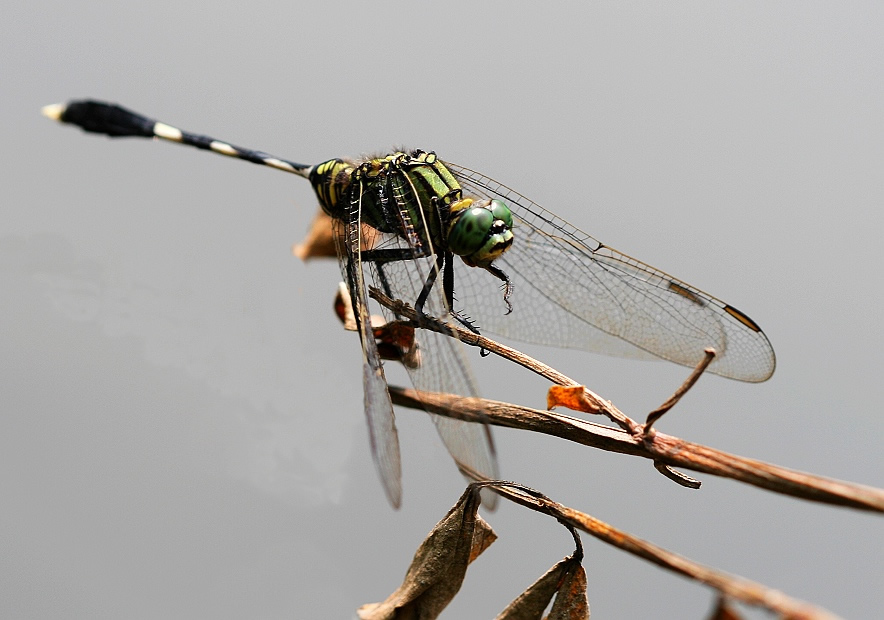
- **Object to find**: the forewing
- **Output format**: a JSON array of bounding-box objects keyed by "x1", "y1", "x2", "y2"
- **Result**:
[
  {"x1": 335, "y1": 182, "x2": 402, "y2": 508},
  {"x1": 445, "y1": 162, "x2": 776, "y2": 382}
]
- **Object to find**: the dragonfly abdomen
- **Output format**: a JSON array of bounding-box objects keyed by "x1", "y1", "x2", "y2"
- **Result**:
[{"x1": 309, "y1": 158, "x2": 355, "y2": 220}]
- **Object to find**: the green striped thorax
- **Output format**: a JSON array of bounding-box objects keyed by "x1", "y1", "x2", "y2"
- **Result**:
[{"x1": 309, "y1": 150, "x2": 514, "y2": 268}]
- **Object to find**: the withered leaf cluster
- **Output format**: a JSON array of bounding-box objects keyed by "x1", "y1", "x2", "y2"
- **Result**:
[{"x1": 358, "y1": 486, "x2": 589, "y2": 620}]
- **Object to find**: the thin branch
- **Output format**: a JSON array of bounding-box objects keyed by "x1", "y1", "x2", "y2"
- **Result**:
[
  {"x1": 370, "y1": 288, "x2": 637, "y2": 432},
  {"x1": 644, "y1": 349, "x2": 717, "y2": 487},
  {"x1": 389, "y1": 387, "x2": 884, "y2": 513},
  {"x1": 653, "y1": 461, "x2": 702, "y2": 489},
  {"x1": 374, "y1": 289, "x2": 883, "y2": 512},
  {"x1": 645, "y1": 347, "x2": 717, "y2": 433},
  {"x1": 476, "y1": 481, "x2": 841, "y2": 620}
]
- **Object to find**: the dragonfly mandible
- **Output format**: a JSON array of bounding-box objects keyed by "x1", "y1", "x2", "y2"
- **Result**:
[{"x1": 43, "y1": 100, "x2": 776, "y2": 508}]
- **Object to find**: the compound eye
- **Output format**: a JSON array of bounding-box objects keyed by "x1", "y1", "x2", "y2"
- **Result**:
[
  {"x1": 448, "y1": 207, "x2": 494, "y2": 256},
  {"x1": 489, "y1": 199, "x2": 513, "y2": 229}
]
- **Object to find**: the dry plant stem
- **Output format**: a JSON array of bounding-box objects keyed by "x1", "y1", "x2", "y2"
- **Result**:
[
  {"x1": 375, "y1": 288, "x2": 706, "y2": 487},
  {"x1": 389, "y1": 387, "x2": 884, "y2": 513},
  {"x1": 369, "y1": 289, "x2": 638, "y2": 432},
  {"x1": 644, "y1": 349, "x2": 716, "y2": 488},
  {"x1": 645, "y1": 347, "x2": 717, "y2": 433},
  {"x1": 653, "y1": 461, "x2": 702, "y2": 489},
  {"x1": 480, "y1": 482, "x2": 841, "y2": 620},
  {"x1": 372, "y1": 290, "x2": 884, "y2": 511}
]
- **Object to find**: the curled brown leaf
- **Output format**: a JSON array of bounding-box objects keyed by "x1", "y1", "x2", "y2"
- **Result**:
[{"x1": 358, "y1": 487, "x2": 496, "y2": 620}]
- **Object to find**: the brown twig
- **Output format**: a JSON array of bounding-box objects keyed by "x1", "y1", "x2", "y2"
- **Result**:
[
  {"x1": 476, "y1": 481, "x2": 842, "y2": 620},
  {"x1": 389, "y1": 387, "x2": 884, "y2": 513},
  {"x1": 645, "y1": 347, "x2": 717, "y2": 433},
  {"x1": 368, "y1": 290, "x2": 878, "y2": 617},
  {"x1": 370, "y1": 288, "x2": 638, "y2": 433},
  {"x1": 643, "y1": 348, "x2": 717, "y2": 487},
  {"x1": 374, "y1": 289, "x2": 884, "y2": 509}
]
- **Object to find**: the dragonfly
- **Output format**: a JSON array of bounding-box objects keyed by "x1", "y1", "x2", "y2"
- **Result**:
[{"x1": 43, "y1": 99, "x2": 776, "y2": 508}]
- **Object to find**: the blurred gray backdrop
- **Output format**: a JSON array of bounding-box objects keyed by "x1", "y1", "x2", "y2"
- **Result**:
[{"x1": 3, "y1": 2, "x2": 882, "y2": 618}]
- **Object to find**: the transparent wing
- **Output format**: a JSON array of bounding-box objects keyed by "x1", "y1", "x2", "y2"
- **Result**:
[
  {"x1": 335, "y1": 183, "x2": 402, "y2": 508},
  {"x1": 445, "y1": 162, "x2": 776, "y2": 382},
  {"x1": 364, "y1": 170, "x2": 499, "y2": 496}
]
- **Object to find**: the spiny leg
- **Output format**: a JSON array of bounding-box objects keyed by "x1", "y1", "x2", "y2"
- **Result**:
[
  {"x1": 412, "y1": 253, "x2": 481, "y2": 342},
  {"x1": 374, "y1": 263, "x2": 395, "y2": 301},
  {"x1": 361, "y1": 247, "x2": 429, "y2": 319},
  {"x1": 485, "y1": 263, "x2": 514, "y2": 315},
  {"x1": 441, "y1": 252, "x2": 482, "y2": 334},
  {"x1": 361, "y1": 248, "x2": 426, "y2": 263},
  {"x1": 414, "y1": 253, "x2": 444, "y2": 318}
]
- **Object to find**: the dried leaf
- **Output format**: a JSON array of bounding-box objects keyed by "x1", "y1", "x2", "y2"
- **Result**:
[
  {"x1": 546, "y1": 385, "x2": 602, "y2": 415},
  {"x1": 375, "y1": 321, "x2": 420, "y2": 369},
  {"x1": 547, "y1": 559, "x2": 589, "y2": 620},
  {"x1": 358, "y1": 487, "x2": 496, "y2": 620},
  {"x1": 333, "y1": 283, "x2": 397, "y2": 334},
  {"x1": 468, "y1": 514, "x2": 497, "y2": 563},
  {"x1": 333, "y1": 283, "x2": 421, "y2": 367},
  {"x1": 495, "y1": 559, "x2": 570, "y2": 619},
  {"x1": 333, "y1": 282, "x2": 358, "y2": 331},
  {"x1": 292, "y1": 209, "x2": 337, "y2": 260},
  {"x1": 707, "y1": 596, "x2": 743, "y2": 620},
  {"x1": 495, "y1": 555, "x2": 588, "y2": 620},
  {"x1": 374, "y1": 321, "x2": 416, "y2": 350},
  {"x1": 293, "y1": 207, "x2": 383, "y2": 260}
]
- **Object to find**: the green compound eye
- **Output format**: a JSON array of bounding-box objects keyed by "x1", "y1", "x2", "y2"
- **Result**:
[
  {"x1": 448, "y1": 207, "x2": 494, "y2": 256},
  {"x1": 489, "y1": 199, "x2": 513, "y2": 229}
]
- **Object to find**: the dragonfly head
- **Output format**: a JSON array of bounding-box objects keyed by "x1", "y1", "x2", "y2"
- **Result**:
[{"x1": 447, "y1": 198, "x2": 514, "y2": 268}]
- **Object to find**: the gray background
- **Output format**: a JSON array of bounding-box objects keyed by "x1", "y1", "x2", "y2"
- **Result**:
[{"x1": 3, "y1": 2, "x2": 882, "y2": 618}]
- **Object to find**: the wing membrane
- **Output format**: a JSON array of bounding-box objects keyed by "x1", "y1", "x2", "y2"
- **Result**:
[
  {"x1": 366, "y1": 168, "x2": 499, "y2": 495},
  {"x1": 337, "y1": 166, "x2": 499, "y2": 507},
  {"x1": 335, "y1": 182, "x2": 402, "y2": 508},
  {"x1": 445, "y1": 162, "x2": 776, "y2": 382}
]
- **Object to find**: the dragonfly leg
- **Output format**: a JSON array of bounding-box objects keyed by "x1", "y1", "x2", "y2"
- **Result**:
[
  {"x1": 450, "y1": 309, "x2": 482, "y2": 334},
  {"x1": 485, "y1": 263, "x2": 514, "y2": 315},
  {"x1": 410, "y1": 252, "x2": 482, "y2": 342},
  {"x1": 361, "y1": 248, "x2": 428, "y2": 320},
  {"x1": 443, "y1": 250, "x2": 456, "y2": 308},
  {"x1": 361, "y1": 248, "x2": 426, "y2": 263},
  {"x1": 363, "y1": 246, "x2": 481, "y2": 335},
  {"x1": 442, "y1": 251, "x2": 482, "y2": 334},
  {"x1": 374, "y1": 263, "x2": 394, "y2": 300},
  {"x1": 414, "y1": 253, "x2": 443, "y2": 317}
]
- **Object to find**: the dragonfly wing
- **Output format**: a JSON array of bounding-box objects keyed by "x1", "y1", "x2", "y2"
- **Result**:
[
  {"x1": 336, "y1": 185, "x2": 402, "y2": 508},
  {"x1": 365, "y1": 170, "x2": 499, "y2": 495},
  {"x1": 446, "y1": 162, "x2": 776, "y2": 383},
  {"x1": 368, "y1": 249, "x2": 500, "y2": 497}
]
